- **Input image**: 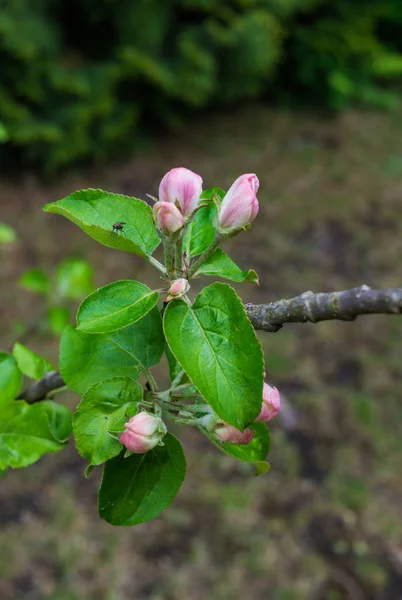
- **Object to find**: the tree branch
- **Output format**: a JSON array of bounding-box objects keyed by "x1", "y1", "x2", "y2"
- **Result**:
[
  {"x1": 245, "y1": 285, "x2": 402, "y2": 332},
  {"x1": 16, "y1": 371, "x2": 65, "y2": 404},
  {"x1": 15, "y1": 285, "x2": 402, "y2": 402}
]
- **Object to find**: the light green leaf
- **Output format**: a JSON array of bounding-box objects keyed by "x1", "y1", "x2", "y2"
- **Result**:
[
  {"x1": 98, "y1": 433, "x2": 186, "y2": 526},
  {"x1": 13, "y1": 343, "x2": 54, "y2": 381},
  {"x1": 19, "y1": 269, "x2": 50, "y2": 294},
  {"x1": 60, "y1": 307, "x2": 164, "y2": 394},
  {"x1": 0, "y1": 222, "x2": 17, "y2": 244},
  {"x1": 184, "y1": 202, "x2": 217, "y2": 258},
  {"x1": 77, "y1": 280, "x2": 159, "y2": 334},
  {"x1": 254, "y1": 461, "x2": 271, "y2": 476},
  {"x1": 0, "y1": 353, "x2": 22, "y2": 403},
  {"x1": 44, "y1": 189, "x2": 160, "y2": 257},
  {"x1": 56, "y1": 258, "x2": 95, "y2": 300},
  {"x1": 47, "y1": 306, "x2": 70, "y2": 335},
  {"x1": 164, "y1": 282, "x2": 263, "y2": 429},
  {"x1": 0, "y1": 401, "x2": 72, "y2": 469},
  {"x1": 195, "y1": 248, "x2": 259, "y2": 284},
  {"x1": 73, "y1": 377, "x2": 142, "y2": 465}
]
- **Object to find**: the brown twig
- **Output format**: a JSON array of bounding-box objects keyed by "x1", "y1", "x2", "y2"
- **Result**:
[{"x1": 15, "y1": 285, "x2": 402, "y2": 403}]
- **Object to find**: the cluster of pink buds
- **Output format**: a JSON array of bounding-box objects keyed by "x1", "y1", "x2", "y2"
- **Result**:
[{"x1": 153, "y1": 167, "x2": 260, "y2": 236}]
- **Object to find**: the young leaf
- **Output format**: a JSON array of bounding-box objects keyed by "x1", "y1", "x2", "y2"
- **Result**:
[
  {"x1": 73, "y1": 377, "x2": 142, "y2": 465},
  {"x1": 0, "y1": 222, "x2": 17, "y2": 244},
  {"x1": 77, "y1": 280, "x2": 159, "y2": 334},
  {"x1": 0, "y1": 353, "x2": 22, "y2": 403},
  {"x1": 201, "y1": 422, "x2": 270, "y2": 463},
  {"x1": 44, "y1": 189, "x2": 160, "y2": 258},
  {"x1": 44, "y1": 400, "x2": 73, "y2": 443},
  {"x1": 98, "y1": 433, "x2": 186, "y2": 526},
  {"x1": 183, "y1": 202, "x2": 217, "y2": 258},
  {"x1": 0, "y1": 401, "x2": 72, "y2": 469},
  {"x1": 60, "y1": 307, "x2": 165, "y2": 394},
  {"x1": 56, "y1": 258, "x2": 95, "y2": 300},
  {"x1": 194, "y1": 248, "x2": 259, "y2": 284},
  {"x1": 13, "y1": 343, "x2": 54, "y2": 381},
  {"x1": 164, "y1": 283, "x2": 263, "y2": 429},
  {"x1": 19, "y1": 269, "x2": 50, "y2": 294}
]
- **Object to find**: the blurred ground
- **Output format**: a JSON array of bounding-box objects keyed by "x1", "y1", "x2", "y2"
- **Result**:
[{"x1": 0, "y1": 105, "x2": 402, "y2": 600}]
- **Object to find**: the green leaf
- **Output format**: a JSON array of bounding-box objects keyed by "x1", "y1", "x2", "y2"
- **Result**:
[
  {"x1": 13, "y1": 343, "x2": 54, "y2": 381},
  {"x1": 60, "y1": 307, "x2": 164, "y2": 394},
  {"x1": 73, "y1": 377, "x2": 142, "y2": 465},
  {"x1": 44, "y1": 189, "x2": 160, "y2": 258},
  {"x1": 164, "y1": 282, "x2": 263, "y2": 429},
  {"x1": 98, "y1": 433, "x2": 186, "y2": 526},
  {"x1": 0, "y1": 122, "x2": 8, "y2": 143},
  {"x1": 56, "y1": 258, "x2": 95, "y2": 300},
  {"x1": 77, "y1": 280, "x2": 159, "y2": 334},
  {"x1": 195, "y1": 248, "x2": 259, "y2": 284},
  {"x1": 0, "y1": 401, "x2": 72, "y2": 469},
  {"x1": 0, "y1": 353, "x2": 22, "y2": 403},
  {"x1": 47, "y1": 306, "x2": 70, "y2": 335},
  {"x1": 184, "y1": 202, "x2": 217, "y2": 258},
  {"x1": 44, "y1": 401, "x2": 73, "y2": 443},
  {"x1": 19, "y1": 269, "x2": 50, "y2": 294},
  {"x1": 0, "y1": 222, "x2": 17, "y2": 244},
  {"x1": 254, "y1": 461, "x2": 271, "y2": 476},
  {"x1": 204, "y1": 422, "x2": 270, "y2": 462}
]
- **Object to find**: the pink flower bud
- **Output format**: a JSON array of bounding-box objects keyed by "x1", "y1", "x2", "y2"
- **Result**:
[
  {"x1": 214, "y1": 424, "x2": 254, "y2": 445},
  {"x1": 119, "y1": 411, "x2": 167, "y2": 454},
  {"x1": 167, "y1": 278, "x2": 190, "y2": 301},
  {"x1": 159, "y1": 167, "x2": 203, "y2": 218},
  {"x1": 153, "y1": 201, "x2": 184, "y2": 235},
  {"x1": 218, "y1": 173, "x2": 259, "y2": 232},
  {"x1": 256, "y1": 382, "x2": 280, "y2": 422}
]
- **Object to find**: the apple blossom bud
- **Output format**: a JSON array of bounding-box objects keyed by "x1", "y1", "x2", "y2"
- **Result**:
[
  {"x1": 167, "y1": 278, "x2": 190, "y2": 301},
  {"x1": 218, "y1": 173, "x2": 259, "y2": 232},
  {"x1": 120, "y1": 411, "x2": 167, "y2": 454},
  {"x1": 256, "y1": 382, "x2": 280, "y2": 422},
  {"x1": 153, "y1": 201, "x2": 184, "y2": 235},
  {"x1": 159, "y1": 167, "x2": 203, "y2": 217},
  {"x1": 214, "y1": 424, "x2": 254, "y2": 445}
]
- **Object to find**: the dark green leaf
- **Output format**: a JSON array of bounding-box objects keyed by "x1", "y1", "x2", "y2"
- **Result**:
[
  {"x1": 195, "y1": 248, "x2": 259, "y2": 284},
  {"x1": 99, "y1": 433, "x2": 186, "y2": 526},
  {"x1": 13, "y1": 343, "x2": 54, "y2": 380},
  {"x1": 0, "y1": 401, "x2": 72, "y2": 469},
  {"x1": 60, "y1": 307, "x2": 164, "y2": 394},
  {"x1": 44, "y1": 189, "x2": 160, "y2": 257},
  {"x1": 73, "y1": 377, "x2": 142, "y2": 465},
  {"x1": 77, "y1": 280, "x2": 159, "y2": 334},
  {"x1": 19, "y1": 269, "x2": 50, "y2": 294},
  {"x1": 0, "y1": 353, "x2": 22, "y2": 403},
  {"x1": 56, "y1": 258, "x2": 95, "y2": 300},
  {"x1": 164, "y1": 283, "x2": 263, "y2": 429}
]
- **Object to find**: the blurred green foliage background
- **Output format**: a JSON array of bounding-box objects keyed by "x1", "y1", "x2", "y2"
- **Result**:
[{"x1": 2, "y1": 0, "x2": 402, "y2": 170}]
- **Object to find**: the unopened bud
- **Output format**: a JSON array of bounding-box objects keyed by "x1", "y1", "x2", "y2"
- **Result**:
[
  {"x1": 218, "y1": 173, "x2": 259, "y2": 232},
  {"x1": 153, "y1": 201, "x2": 184, "y2": 235},
  {"x1": 256, "y1": 382, "x2": 280, "y2": 422},
  {"x1": 167, "y1": 278, "x2": 190, "y2": 301},
  {"x1": 214, "y1": 423, "x2": 254, "y2": 445},
  {"x1": 159, "y1": 167, "x2": 203, "y2": 218},
  {"x1": 119, "y1": 411, "x2": 167, "y2": 454}
]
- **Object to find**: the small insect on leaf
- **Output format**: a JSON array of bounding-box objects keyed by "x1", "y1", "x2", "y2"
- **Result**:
[{"x1": 112, "y1": 222, "x2": 127, "y2": 236}]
